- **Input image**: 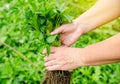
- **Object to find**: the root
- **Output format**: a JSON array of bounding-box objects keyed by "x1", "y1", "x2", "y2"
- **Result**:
[{"x1": 42, "y1": 70, "x2": 71, "y2": 84}]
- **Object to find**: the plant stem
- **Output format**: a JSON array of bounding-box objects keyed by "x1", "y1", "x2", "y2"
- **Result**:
[{"x1": 0, "y1": 42, "x2": 44, "y2": 75}]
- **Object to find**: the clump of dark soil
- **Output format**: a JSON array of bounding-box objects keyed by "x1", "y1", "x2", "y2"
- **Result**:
[{"x1": 42, "y1": 70, "x2": 71, "y2": 84}]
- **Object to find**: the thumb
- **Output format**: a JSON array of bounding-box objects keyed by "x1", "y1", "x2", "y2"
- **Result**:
[{"x1": 51, "y1": 26, "x2": 63, "y2": 35}]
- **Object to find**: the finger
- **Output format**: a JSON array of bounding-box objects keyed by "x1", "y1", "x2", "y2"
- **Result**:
[
  {"x1": 61, "y1": 44, "x2": 68, "y2": 47},
  {"x1": 42, "y1": 49, "x2": 46, "y2": 54},
  {"x1": 62, "y1": 36, "x2": 76, "y2": 47},
  {"x1": 60, "y1": 35, "x2": 69, "y2": 46},
  {"x1": 50, "y1": 47, "x2": 58, "y2": 53},
  {"x1": 62, "y1": 41, "x2": 71, "y2": 47},
  {"x1": 46, "y1": 65, "x2": 61, "y2": 71},
  {"x1": 42, "y1": 47, "x2": 57, "y2": 54},
  {"x1": 51, "y1": 26, "x2": 64, "y2": 35},
  {"x1": 60, "y1": 34, "x2": 72, "y2": 46},
  {"x1": 44, "y1": 55, "x2": 56, "y2": 62},
  {"x1": 44, "y1": 60, "x2": 57, "y2": 67},
  {"x1": 60, "y1": 37, "x2": 65, "y2": 44},
  {"x1": 60, "y1": 39, "x2": 68, "y2": 47}
]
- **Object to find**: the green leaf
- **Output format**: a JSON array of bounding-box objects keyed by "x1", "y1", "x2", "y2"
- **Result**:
[
  {"x1": 39, "y1": 44, "x2": 46, "y2": 53},
  {"x1": 0, "y1": 36, "x2": 7, "y2": 43},
  {"x1": 46, "y1": 34, "x2": 57, "y2": 44},
  {"x1": 46, "y1": 44, "x2": 50, "y2": 56},
  {"x1": 25, "y1": 8, "x2": 33, "y2": 19},
  {"x1": 39, "y1": 33, "x2": 44, "y2": 40}
]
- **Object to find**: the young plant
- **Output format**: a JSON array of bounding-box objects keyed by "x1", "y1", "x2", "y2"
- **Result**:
[{"x1": 25, "y1": 1, "x2": 72, "y2": 84}]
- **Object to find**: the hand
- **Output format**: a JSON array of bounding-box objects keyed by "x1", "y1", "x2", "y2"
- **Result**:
[
  {"x1": 44, "y1": 47, "x2": 85, "y2": 71},
  {"x1": 51, "y1": 23, "x2": 87, "y2": 46}
]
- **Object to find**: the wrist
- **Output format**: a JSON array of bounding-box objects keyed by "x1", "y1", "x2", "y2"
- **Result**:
[
  {"x1": 78, "y1": 44, "x2": 100, "y2": 67},
  {"x1": 72, "y1": 18, "x2": 95, "y2": 34},
  {"x1": 82, "y1": 43, "x2": 107, "y2": 66},
  {"x1": 77, "y1": 47, "x2": 91, "y2": 67}
]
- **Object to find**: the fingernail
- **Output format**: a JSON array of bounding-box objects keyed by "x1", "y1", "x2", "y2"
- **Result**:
[
  {"x1": 50, "y1": 32, "x2": 54, "y2": 35},
  {"x1": 44, "y1": 63, "x2": 47, "y2": 67},
  {"x1": 46, "y1": 67, "x2": 50, "y2": 71},
  {"x1": 42, "y1": 49, "x2": 46, "y2": 54},
  {"x1": 44, "y1": 57, "x2": 46, "y2": 60}
]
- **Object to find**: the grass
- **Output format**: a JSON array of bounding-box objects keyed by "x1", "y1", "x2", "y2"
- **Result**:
[{"x1": 0, "y1": 0, "x2": 120, "y2": 84}]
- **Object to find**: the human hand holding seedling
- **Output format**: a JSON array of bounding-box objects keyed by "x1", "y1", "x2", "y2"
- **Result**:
[
  {"x1": 44, "y1": 0, "x2": 120, "y2": 71},
  {"x1": 44, "y1": 34, "x2": 120, "y2": 71},
  {"x1": 50, "y1": 23, "x2": 88, "y2": 46},
  {"x1": 43, "y1": 47, "x2": 86, "y2": 71}
]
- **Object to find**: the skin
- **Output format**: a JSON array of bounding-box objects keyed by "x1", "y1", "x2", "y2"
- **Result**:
[{"x1": 44, "y1": 0, "x2": 120, "y2": 71}]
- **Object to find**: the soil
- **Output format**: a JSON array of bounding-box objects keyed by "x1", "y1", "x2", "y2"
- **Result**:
[{"x1": 42, "y1": 70, "x2": 71, "y2": 84}]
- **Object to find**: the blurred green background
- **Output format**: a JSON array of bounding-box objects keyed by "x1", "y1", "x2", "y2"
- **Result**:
[{"x1": 0, "y1": 0, "x2": 120, "y2": 84}]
